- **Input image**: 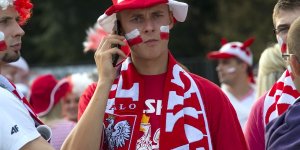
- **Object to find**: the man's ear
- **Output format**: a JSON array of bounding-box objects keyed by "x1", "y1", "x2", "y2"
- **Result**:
[
  {"x1": 169, "y1": 11, "x2": 174, "y2": 30},
  {"x1": 290, "y1": 55, "x2": 300, "y2": 77}
]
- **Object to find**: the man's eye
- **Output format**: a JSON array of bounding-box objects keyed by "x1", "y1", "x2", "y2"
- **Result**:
[
  {"x1": 131, "y1": 17, "x2": 142, "y2": 23},
  {"x1": 154, "y1": 14, "x2": 163, "y2": 18},
  {"x1": 277, "y1": 26, "x2": 289, "y2": 34}
]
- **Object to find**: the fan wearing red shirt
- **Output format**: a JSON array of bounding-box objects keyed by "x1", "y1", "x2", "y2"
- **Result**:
[{"x1": 62, "y1": 0, "x2": 247, "y2": 150}]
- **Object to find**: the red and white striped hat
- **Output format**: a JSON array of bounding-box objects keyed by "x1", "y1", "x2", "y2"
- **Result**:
[{"x1": 97, "y1": 0, "x2": 188, "y2": 33}]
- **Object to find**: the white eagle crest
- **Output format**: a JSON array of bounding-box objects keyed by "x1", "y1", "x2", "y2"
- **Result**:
[{"x1": 105, "y1": 117, "x2": 131, "y2": 150}]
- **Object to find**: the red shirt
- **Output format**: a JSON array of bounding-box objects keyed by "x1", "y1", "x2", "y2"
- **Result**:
[{"x1": 78, "y1": 73, "x2": 248, "y2": 150}]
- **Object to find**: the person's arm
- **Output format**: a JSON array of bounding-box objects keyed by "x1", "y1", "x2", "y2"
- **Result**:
[
  {"x1": 21, "y1": 137, "x2": 53, "y2": 150},
  {"x1": 61, "y1": 34, "x2": 126, "y2": 150},
  {"x1": 244, "y1": 94, "x2": 266, "y2": 150}
]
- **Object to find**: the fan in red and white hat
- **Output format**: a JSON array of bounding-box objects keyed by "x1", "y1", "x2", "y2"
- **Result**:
[
  {"x1": 206, "y1": 37, "x2": 256, "y2": 128},
  {"x1": 46, "y1": 73, "x2": 93, "y2": 149},
  {"x1": 56, "y1": 73, "x2": 94, "y2": 122},
  {"x1": 207, "y1": 37, "x2": 255, "y2": 83}
]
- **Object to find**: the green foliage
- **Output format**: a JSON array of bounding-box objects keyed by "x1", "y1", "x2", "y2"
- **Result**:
[{"x1": 22, "y1": 0, "x2": 278, "y2": 66}]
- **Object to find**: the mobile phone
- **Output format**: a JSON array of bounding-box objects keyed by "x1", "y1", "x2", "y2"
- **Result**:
[{"x1": 112, "y1": 20, "x2": 121, "y2": 67}]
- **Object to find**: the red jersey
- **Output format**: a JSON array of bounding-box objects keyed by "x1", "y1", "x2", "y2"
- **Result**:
[{"x1": 78, "y1": 73, "x2": 247, "y2": 150}]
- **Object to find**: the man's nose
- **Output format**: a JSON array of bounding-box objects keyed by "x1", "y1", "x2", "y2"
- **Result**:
[
  {"x1": 13, "y1": 22, "x2": 25, "y2": 38},
  {"x1": 143, "y1": 19, "x2": 155, "y2": 33}
]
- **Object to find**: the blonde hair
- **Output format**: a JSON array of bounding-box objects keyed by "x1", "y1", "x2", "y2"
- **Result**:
[{"x1": 256, "y1": 44, "x2": 287, "y2": 98}]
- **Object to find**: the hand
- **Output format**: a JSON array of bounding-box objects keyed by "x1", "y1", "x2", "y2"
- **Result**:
[{"x1": 94, "y1": 34, "x2": 126, "y2": 84}]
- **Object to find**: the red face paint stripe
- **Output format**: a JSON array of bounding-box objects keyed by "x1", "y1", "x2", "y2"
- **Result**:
[{"x1": 0, "y1": 42, "x2": 7, "y2": 51}]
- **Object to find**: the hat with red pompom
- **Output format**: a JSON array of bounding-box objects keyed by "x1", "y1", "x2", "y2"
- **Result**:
[
  {"x1": 207, "y1": 37, "x2": 255, "y2": 83},
  {"x1": 29, "y1": 74, "x2": 69, "y2": 117},
  {"x1": 97, "y1": 0, "x2": 188, "y2": 33},
  {"x1": 207, "y1": 37, "x2": 255, "y2": 66}
]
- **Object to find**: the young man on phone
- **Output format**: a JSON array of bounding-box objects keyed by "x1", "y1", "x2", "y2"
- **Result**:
[{"x1": 62, "y1": 0, "x2": 247, "y2": 149}]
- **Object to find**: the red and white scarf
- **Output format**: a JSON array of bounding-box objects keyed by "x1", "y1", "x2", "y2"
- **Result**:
[
  {"x1": 263, "y1": 68, "x2": 300, "y2": 126},
  {"x1": 102, "y1": 52, "x2": 212, "y2": 150},
  {"x1": 0, "y1": 75, "x2": 43, "y2": 126}
]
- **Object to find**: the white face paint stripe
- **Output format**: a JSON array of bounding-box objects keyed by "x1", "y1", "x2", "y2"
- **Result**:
[
  {"x1": 0, "y1": 32, "x2": 4, "y2": 41},
  {"x1": 125, "y1": 29, "x2": 140, "y2": 40},
  {"x1": 226, "y1": 67, "x2": 236, "y2": 73},
  {"x1": 160, "y1": 25, "x2": 170, "y2": 33}
]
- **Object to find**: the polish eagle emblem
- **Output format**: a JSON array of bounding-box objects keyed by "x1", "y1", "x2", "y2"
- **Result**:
[{"x1": 104, "y1": 116, "x2": 131, "y2": 150}]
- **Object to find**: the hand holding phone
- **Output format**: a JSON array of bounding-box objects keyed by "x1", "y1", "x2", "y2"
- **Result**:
[{"x1": 112, "y1": 20, "x2": 121, "y2": 67}]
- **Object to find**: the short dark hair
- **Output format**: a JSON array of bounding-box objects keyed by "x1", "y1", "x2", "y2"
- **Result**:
[
  {"x1": 287, "y1": 17, "x2": 300, "y2": 59},
  {"x1": 273, "y1": 0, "x2": 300, "y2": 27}
]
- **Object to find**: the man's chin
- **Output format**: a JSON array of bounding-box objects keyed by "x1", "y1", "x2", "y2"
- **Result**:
[{"x1": 2, "y1": 54, "x2": 20, "y2": 63}]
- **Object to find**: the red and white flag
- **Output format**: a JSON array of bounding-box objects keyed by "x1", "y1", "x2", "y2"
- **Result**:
[
  {"x1": 125, "y1": 29, "x2": 143, "y2": 46},
  {"x1": 160, "y1": 25, "x2": 169, "y2": 40},
  {"x1": 0, "y1": 32, "x2": 7, "y2": 51}
]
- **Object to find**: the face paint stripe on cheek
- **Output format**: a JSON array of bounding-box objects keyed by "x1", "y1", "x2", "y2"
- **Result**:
[
  {"x1": 125, "y1": 29, "x2": 143, "y2": 46},
  {"x1": 226, "y1": 67, "x2": 236, "y2": 73},
  {"x1": 0, "y1": 32, "x2": 7, "y2": 51},
  {"x1": 277, "y1": 35, "x2": 287, "y2": 54},
  {"x1": 160, "y1": 25, "x2": 169, "y2": 40}
]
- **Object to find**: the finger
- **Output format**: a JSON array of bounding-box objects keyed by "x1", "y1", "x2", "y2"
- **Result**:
[
  {"x1": 108, "y1": 34, "x2": 125, "y2": 40},
  {"x1": 110, "y1": 47, "x2": 127, "y2": 59},
  {"x1": 97, "y1": 39, "x2": 126, "y2": 53}
]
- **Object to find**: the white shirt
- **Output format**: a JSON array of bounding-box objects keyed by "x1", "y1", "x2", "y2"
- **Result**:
[
  {"x1": 221, "y1": 84, "x2": 256, "y2": 129},
  {"x1": 0, "y1": 87, "x2": 40, "y2": 150}
]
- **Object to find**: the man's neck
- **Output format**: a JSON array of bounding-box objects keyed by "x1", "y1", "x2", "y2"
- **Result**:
[
  {"x1": 225, "y1": 79, "x2": 253, "y2": 101},
  {"x1": 131, "y1": 53, "x2": 168, "y2": 75}
]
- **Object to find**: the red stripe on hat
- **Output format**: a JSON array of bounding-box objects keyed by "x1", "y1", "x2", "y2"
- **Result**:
[
  {"x1": 125, "y1": 29, "x2": 143, "y2": 46},
  {"x1": 0, "y1": 41, "x2": 7, "y2": 51}
]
